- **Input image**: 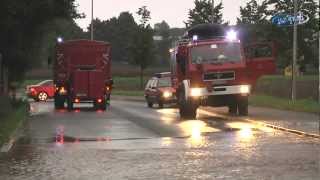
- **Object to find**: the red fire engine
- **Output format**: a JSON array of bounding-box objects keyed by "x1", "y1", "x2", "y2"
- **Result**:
[
  {"x1": 53, "y1": 40, "x2": 113, "y2": 111},
  {"x1": 170, "y1": 24, "x2": 276, "y2": 119}
]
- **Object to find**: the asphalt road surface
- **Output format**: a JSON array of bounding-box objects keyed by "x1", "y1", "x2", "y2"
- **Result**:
[{"x1": 0, "y1": 100, "x2": 319, "y2": 180}]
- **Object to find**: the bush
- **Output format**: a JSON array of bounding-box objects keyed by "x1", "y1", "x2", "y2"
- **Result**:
[
  {"x1": 0, "y1": 96, "x2": 13, "y2": 116},
  {"x1": 254, "y1": 75, "x2": 318, "y2": 100}
]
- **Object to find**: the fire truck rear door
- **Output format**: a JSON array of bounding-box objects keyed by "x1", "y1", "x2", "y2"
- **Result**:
[
  {"x1": 73, "y1": 71, "x2": 89, "y2": 98},
  {"x1": 89, "y1": 71, "x2": 104, "y2": 99},
  {"x1": 245, "y1": 42, "x2": 277, "y2": 84}
]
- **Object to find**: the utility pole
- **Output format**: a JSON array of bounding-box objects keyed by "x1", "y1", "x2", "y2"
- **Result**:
[
  {"x1": 292, "y1": 0, "x2": 298, "y2": 102},
  {"x1": 212, "y1": 0, "x2": 215, "y2": 23},
  {"x1": 91, "y1": 0, "x2": 94, "y2": 40},
  {"x1": 318, "y1": 31, "x2": 320, "y2": 104}
]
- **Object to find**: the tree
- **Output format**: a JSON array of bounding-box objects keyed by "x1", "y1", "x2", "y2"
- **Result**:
[
  {"x1": 237, "y1": 0, "x2": 269, "y2": 24},
  {"x1": 133, "y1": 6, "x2": 154, "y2": 89},
  {"x1": 137, "y1": 6, "x2": 151, "y2": 27},
  {"x1": 0, "y1": 0, "x2": 81, "y2": 83},
  {"x1": 265, "y1": 0, "x2": 319, "y2": 68},
  {"x1": 42, "y1": 18, "x2": 85, "y2": 68},
  {"x1": 117, "y1": 12, "x2": 139, "y2": 62},
  {"x1": 236, "y1": 0, "x2": 272, "y2": 44},
  {"x1": 154, "y1": 21, "x2": 171, "y2": 66},
  {"x1": 237, "y1": 0, "x2": 319, "y2": 69},
  {"x1": 185, "y1": 0, "x2": 225, "y2": 27},
  {"x1": 87, "y1": 12, "x2": 138, "y2": 63}
]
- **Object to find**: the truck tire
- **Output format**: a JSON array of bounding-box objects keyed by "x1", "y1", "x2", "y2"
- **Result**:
[
  {"x1": 94, "y1": 100, "x2": 107, "y2": 111},
  {"x1": 100, "y1": 101, "x2": 107, "y2": 111},
  {"x1": 54, "y1": 96, "x2": 64, "y2": 109},
  {"x1": 238, "y1": 96, "x2": 248, "y2": 116},
  {"x1": 147, "y1": 101, "x2": 153, "y2": 108},
  {"x1": 158, "y1": 101, "x2": 164, "y2": 109},
  {"x1": 67, "y1": 98, "x2": 73, "y2": 111},
  {"x1": 228, "y1": 103, "x2": 237, "y2": 115},
  {"x1": 178, "y1": 89, "x2": 197, "y2": 119},
  {"x1": 146, "y1": 97, "x2": 153, "y2": 108}
]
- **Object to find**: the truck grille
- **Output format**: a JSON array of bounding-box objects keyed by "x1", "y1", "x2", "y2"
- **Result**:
[{"x1": 203, "y1": 71, "x2": 235, "y2": 81}]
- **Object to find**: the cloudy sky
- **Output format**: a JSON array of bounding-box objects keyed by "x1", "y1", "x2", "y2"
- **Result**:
[{"x1": 75, "y1": 0, "x2": 258, "y2": 30}]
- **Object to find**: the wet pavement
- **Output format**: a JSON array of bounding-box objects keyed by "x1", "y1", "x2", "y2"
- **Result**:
[{"x1": 0, "y1": 100, "x2": 319, "y2": 180}]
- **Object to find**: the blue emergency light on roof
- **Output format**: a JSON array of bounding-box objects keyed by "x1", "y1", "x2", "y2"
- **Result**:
[
  {"x1": 57, "y1": 37, "x2": 63, "y2": 43},
  {"x1": 192, "y1": 35, "x2": 198, "y2": 41}
]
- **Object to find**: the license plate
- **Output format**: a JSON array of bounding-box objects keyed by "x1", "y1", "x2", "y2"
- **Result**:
[{"x1": 76, "y1": 93, "x2": 87, "y2": 97}]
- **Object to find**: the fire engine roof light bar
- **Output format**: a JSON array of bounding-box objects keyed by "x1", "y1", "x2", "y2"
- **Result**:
[
  {"x1": 226, "y1": 30, "x2": 238, "y2": 41},
  {"x1": 192, "y1": 35, "x2": 198, "y2": 41},
  {"x1": 57, "y1": 37, "x2": 63, "y2": 43}
]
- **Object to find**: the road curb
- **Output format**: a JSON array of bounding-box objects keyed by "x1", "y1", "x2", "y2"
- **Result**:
[
  {"x1": 199, "y1": 109, "x2": 320, "y2": 139},
  {"x1": 0, "y1": 106, "x2": 29, "y2": 153}
]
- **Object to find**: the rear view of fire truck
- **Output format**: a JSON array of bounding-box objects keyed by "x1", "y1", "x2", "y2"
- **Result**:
[
  {"x1": 170, "y1": 24, "x2": 276, "y2": 119},
  {"x1": 54, "y1": 40, "x2": 113, "y2": 111}
]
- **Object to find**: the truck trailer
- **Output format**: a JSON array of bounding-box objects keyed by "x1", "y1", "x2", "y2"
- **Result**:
[
  {"x1": 170, "y1": 24, "x2": 276, "y2": 119},
  {"x1": 53, "y1": 40, "x2": 112, "y2": 111}
]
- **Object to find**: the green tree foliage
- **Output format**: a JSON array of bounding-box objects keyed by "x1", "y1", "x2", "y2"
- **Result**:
[
  {"x1": 185, "y1": 0, "x2": 224, "y2": 27},
  {"x1": 133, "y1": 6, "x2": 155, "y2": 89},
  {"x1": 266, "y1": 0, "x2": 319, "y2": 68},
  {"x1": 42, "y1": 18, "x2": 85, "y2": 68},
  {"x1": 0, "y1": 0, "x2": 80, "y2": 82},
  {"x1": 237, "y1": 0, "x2": 319, "y2": 69},
  {"x1": 154, "y1": 21, "x2": 171, "y2": 66},
  {"x1": 88, "y1": 12, "x2": 138, "y2": 63},
  {"x1": 237, "y1": 0, "x2": 269, "y2": 24}
]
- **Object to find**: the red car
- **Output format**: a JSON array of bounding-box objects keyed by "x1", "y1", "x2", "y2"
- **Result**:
[
  {"x1": 26, "y1": 80, "x2": 55, "y2": 101},
  {"x1": 144, "y1": 72, "x2": 176, "y2": 108}
]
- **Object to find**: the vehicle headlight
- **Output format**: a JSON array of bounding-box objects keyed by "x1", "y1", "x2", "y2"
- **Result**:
[
  {"x1": 163, "y1": 91, "x2": 172, "y2": 98},
  {"x1": 240, "y1": 85, "x2": 250, "y2": 94},
  {"x1": 190, "y1": 88, "x2": 202, "y2": 97}
]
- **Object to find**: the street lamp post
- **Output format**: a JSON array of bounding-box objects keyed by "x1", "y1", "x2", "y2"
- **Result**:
[
  {"x1": 292, "y1": 0, "x2": 298, "y2": 102},
  {"x1": 318, "y1": 31, "x2": 320, "y2": 104},
  {"x1": 91, "y1": 0, "x2": 94, "y2": 40},
  {"x1": 212, "y1": 0, "x2": 214, "y2": 23}
]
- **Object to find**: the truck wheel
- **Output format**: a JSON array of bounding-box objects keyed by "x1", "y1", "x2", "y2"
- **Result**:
[
  {"x1": 67, "y1": 98, "x2": 73, "y2": 111},
  {"x1": 238, "y1": 96, "x2": 248, "y2": 116},
  {"x1": 146, "y1": 97, "x2": 153, "y2": 108},
  {"x1": 94, "y1": 101, "x2": 106, "y2": 111},
  {"x1": 228, "y1": 103, "x2": 237, "y2": 115},
  {"x1": 158, "y1": 101, "x2": 164, "y2": 109},
  {"x1": 147, "y1": 101, "x2": 153, "y2": 108},
  {"x1": 178, "y1": 90, "x2": 197, "y2": 119},
  {"x1": 100, "y1": 101, "x2": 107, "y2": 111},
  {"x1": 54, "y1": 96, "x2": 64, "y2": 109}
]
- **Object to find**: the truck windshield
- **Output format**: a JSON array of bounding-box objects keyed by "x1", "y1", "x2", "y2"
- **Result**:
[{"x1": 191, "y1": 43, "x2": 241, "y2": 64}]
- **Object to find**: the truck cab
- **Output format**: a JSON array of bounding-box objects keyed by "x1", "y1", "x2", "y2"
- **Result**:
[{"x1": 170, "y1": 24, "x2": 276, "y2": 119}]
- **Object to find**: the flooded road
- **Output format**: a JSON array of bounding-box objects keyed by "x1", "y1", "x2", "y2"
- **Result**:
[{"x1": 0, "y1": 100, "x2": 319, "y2": 179}]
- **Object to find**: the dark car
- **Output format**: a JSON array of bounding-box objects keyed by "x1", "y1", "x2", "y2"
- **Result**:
[
  {"x1": 26, "y1": 80, "x2": 55, "y2": 101},
  {"x1": 144, "y1": 72, "x2": 176, "y2": 108}
]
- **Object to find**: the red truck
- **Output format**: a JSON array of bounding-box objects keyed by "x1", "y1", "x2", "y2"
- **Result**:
[
  {"x1": 170, "y1": 24, "x2": 276, "y2": 119},
  {"x1": 53, "y1": 40, "x2": 113, "y2": 111}
]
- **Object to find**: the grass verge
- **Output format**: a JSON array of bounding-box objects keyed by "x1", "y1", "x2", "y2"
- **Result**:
[
  {"x1": 112, "y1": 90, "x2": 144, "y2": 97},
  {"x1": 0, "y1": 102, "x2": 28, "y2": 147},
  {"x1": 249, "y1": 94, "x2": 320, "y2": 114}
]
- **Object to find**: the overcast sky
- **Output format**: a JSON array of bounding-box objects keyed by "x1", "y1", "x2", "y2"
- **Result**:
[{"x1": 75, "y1": 0, "x2": 258, "y2": 30}]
